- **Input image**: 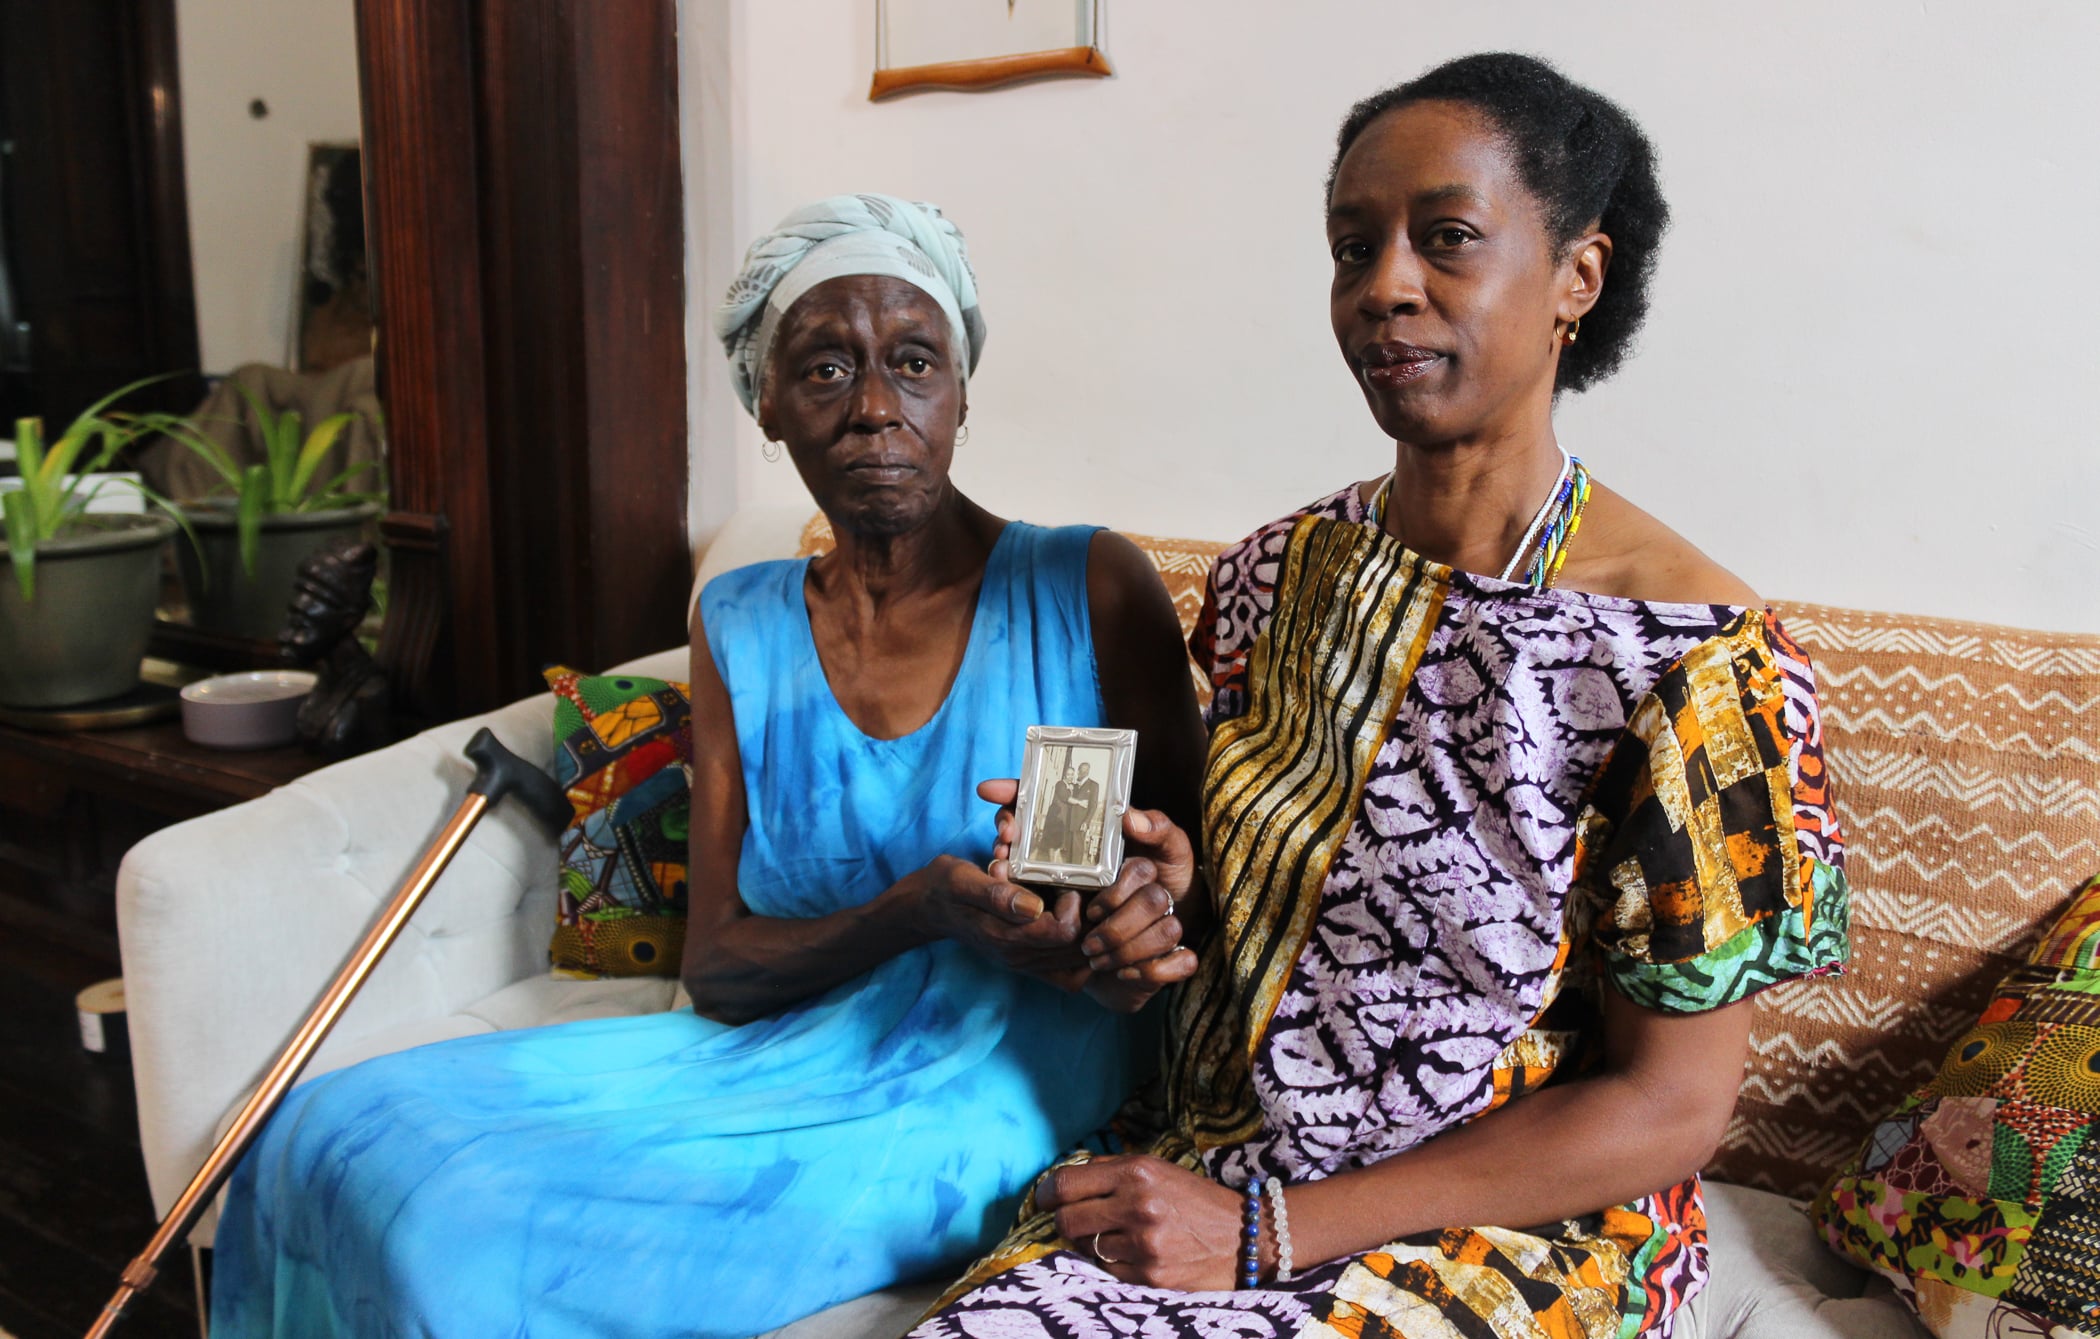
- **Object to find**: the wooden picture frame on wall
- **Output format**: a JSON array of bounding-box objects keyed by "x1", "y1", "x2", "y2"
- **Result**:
[
  {"x1": 293, "y1": 142, "x2": 375, "y2": 374},
  {"x1": 871, "y1": 0, "x2": 1111, "y2": 101}
]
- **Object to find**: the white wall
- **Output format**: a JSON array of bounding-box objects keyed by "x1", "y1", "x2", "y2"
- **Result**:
[
  {"x1": 682, "y1": 1, "x2": 2100, "y2": 634},
  {"x1": 176, "y1": 0, "x2": 363, "y2": 374}
]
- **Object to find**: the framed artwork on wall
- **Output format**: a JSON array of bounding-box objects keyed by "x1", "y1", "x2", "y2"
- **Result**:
[
  {"x1": 872, "y1": 0, "x2": 1111, "y2": 101},
  {"x1": 293, "y1": 143, "x2": 373, "y2": 373}
]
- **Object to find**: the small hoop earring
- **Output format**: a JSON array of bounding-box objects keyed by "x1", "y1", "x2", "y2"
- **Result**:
[
  {"x1": 761, "y1": 439, "x2": 781, "y2": 463},
  {"x1": 955, "y1": 426, "x2": 970, "y2": 447},
  {"x1": 1563, "y1": 317, "x2": 1581, "y2": 346}
]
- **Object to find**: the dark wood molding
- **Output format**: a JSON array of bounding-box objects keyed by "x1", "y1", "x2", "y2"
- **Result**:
[
  {"x1": 566, "y1": 2, "x2": 691, "y2": 667},
  {"x1": 375, "y1": 509, "x2": 450, "y2": 720},
  {"x1": 354, "y1": 0, "x2": 502, "y2": 717},
  {"x1": 0, "y1": 0, "x2": 203, "y2": 421},
  {"x1": 353, "y1": 0, "x2": 689, "y2": 717},
  {"x1": 476, "y1": 0, "x2": 689, "y2": 678},
  {"x1": 126, "y1": 0, "x2": 204, "y2": 413}
]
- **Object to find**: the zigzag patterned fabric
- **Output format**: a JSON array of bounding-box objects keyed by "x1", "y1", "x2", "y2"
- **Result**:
[{"x1": 1715, "y1": 605, "x2": 2100, "y2": 1198}]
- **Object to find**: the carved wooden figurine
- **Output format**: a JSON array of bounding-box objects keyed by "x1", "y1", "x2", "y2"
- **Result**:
[{"x1": 280, "y1": 539, "x2": 392, "y2": 758}]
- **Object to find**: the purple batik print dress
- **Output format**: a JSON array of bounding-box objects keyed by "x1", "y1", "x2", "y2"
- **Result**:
[{"x1": 913, "y1": 482, "x2": 1851, "y2": 1339}]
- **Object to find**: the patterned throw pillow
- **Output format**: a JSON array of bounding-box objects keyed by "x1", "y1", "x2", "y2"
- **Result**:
[
  {"x1": 1812, "y1": 871, "x2": 2100, "y2": 1336},
  {"x1": 543, "y1": 666, "x2": 692, "y2": 977}
]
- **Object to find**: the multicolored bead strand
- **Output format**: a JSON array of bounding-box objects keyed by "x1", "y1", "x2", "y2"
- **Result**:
[
  {"x1": 1521, "y1": 457, "x2": 1591, "y2": 590},
  {"x1": 1370, "y1": 453, "x2": 1592, "y2": 592}
]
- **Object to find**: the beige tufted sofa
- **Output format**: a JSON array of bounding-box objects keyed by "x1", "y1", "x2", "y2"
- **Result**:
[{"x1": 120, "y1": 505, "x2": 2100, "y2": 1337}]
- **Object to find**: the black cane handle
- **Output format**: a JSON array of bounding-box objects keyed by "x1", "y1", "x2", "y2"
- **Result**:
[{"x1": 463, "y1": 728, "x2": 572, "y2": 835}]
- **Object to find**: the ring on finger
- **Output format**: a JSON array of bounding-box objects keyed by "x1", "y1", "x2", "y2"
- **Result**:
[{"x1": 1092, "y1": 1231, "x2": 1121, "y2": 1265}]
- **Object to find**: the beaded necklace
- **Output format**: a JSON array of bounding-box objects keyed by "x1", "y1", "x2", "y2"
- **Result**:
[{"x1": 1372, "y1": 450, "x2": 1593, "y2": 591}]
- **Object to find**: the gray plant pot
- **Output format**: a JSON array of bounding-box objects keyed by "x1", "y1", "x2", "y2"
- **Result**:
[
  {"x1": 0, "y1": 513, "x2": 177, "y2": 708},
  {"x1": 175, "y1": 502, "x2": 379, "y2": 640}
]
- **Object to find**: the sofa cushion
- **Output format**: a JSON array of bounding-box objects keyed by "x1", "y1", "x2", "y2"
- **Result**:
[
  {"x1": 1713, "y1": 605, "x2": 2100, "y2": 1199},
  {"x1": 191, "y1": 974, "x2": 681, "y2": 1247},
  {"x1": 543, "y1": 665, "x2": 693, "y2": 977},
  {"x1": 1681, "y1": 1181, "x2": 1924, "y2": 1339},
  {"x1": 1811, "y1": 872, "x2": 2100, "y2": 1337}
]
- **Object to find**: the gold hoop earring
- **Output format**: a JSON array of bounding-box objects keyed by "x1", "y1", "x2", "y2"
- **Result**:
[
  {"x1": 1563, "y1": 318, "x2": 1581, "y2": 346},
  {"x1": 955, "y1": 426, "x2": 970, "y2": 448},
  {"x1": 761, "y1": 439, "x2": 781, "y2": 463}
]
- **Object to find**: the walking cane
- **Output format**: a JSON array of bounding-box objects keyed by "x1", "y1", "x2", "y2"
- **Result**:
[{"x1": 84, "y1": 728, "x2": 573, "y2": 1338}]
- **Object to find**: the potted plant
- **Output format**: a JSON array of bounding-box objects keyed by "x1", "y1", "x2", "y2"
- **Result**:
[
  {"x1": 172, "y1": 389, "x2": 383, "y2": 639},
  {"x1": 0, "y1": 389, "x2": 188, "y2": 708}
]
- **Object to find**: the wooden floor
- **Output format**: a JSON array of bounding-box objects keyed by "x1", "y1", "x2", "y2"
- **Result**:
[{"x1": 0, "y1": 930, "x2": 200, "y2": 1339}]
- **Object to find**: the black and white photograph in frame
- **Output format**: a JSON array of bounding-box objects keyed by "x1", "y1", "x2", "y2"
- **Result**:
[{"x1": 1008, "y1": 725, "x2": 1136, "y2": 891}]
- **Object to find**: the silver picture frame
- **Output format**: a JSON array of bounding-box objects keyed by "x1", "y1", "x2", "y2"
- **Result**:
[{"x1": 1008, "y1": 725, "x2": 1136, "y2": 891}]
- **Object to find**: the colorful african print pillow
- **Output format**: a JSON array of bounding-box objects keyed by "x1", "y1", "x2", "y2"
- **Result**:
[
  {"x1": 543, "y1": 666, "x2": 692, "y2": 978},
  {"x1": 1812, "y1": 871, "x2": 2100, "y2": 1337}
]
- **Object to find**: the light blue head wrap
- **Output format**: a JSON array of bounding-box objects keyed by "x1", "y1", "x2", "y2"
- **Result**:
[{"x1": 713, "y1": 192, "x2": 986, "y2": 416}]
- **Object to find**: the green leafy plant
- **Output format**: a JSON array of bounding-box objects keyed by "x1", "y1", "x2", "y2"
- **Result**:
[
  {"x1": 2, "y1": 380, "x2": 196, "y2": 602},
  {"x1": 178, "y1": 387, "x2": 382, "y2": 576}
]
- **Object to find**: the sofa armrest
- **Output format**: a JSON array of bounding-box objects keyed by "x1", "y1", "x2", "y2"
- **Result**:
[
  {"x1": 118, "y1": 693, "x2": 563, "y2": 1220},
  {"x1": 689, "y1": 505, "x2": 818, "y2": 619}
]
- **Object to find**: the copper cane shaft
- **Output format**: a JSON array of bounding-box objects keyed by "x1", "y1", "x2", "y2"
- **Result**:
[{"x1": 84, "y1": 792, "x2": 492, "y2": 1338}]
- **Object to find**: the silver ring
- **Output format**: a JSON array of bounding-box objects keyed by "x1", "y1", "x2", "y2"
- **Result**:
[{"x1": 1092, "y1": 1231, "x2": 1121, "y2": 1264}]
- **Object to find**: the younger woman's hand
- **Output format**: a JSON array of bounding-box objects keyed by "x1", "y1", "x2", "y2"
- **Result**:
[
  {"x1": 1076, "y1": 850, "x2": 1195, "y2": 1012},
  {"x1": 1038, "y1": 1154, "x2": 1248, "y2": 1291},
  {"x1": 1115, "y1": 805, "x2": 1198, "y2": 905}
]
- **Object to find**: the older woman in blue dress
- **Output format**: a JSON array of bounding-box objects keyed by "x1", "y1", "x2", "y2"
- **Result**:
[{"x1": 209, "y1": 193, "x2": 1207, "y2": 1338}]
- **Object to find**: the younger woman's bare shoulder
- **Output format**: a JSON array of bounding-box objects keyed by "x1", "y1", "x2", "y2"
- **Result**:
[{"x1": 1558, "y1": 481, "x2": 1762, "y2": 607}]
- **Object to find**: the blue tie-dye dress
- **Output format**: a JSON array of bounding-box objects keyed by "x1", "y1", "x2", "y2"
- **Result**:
[{"x1": 211, "y1": 522, "x2": 1142, "y2": 1338}]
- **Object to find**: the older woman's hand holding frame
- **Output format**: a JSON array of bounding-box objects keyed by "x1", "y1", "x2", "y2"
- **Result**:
[{"x1": 976, "y1": 778, "x2": 1200, "y2": 1012}]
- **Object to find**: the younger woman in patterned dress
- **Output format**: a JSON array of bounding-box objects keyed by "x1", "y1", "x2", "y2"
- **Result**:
[{"x1": 914, "y1": 53, "x2": 1850, "y2": 1339}]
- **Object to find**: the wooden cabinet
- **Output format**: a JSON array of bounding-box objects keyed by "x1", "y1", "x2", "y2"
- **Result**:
[{"x1": 0, "y1": 715, "x2": 321, "y2": 966}]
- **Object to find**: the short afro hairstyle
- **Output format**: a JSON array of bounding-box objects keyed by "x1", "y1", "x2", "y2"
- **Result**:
[{"x1": 1328, "y1": 52, "x2": 1668, "y2": 394}]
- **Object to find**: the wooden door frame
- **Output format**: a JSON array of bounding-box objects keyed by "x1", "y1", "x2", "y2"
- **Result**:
[{"x1": 354, "y1": 0, "x2": 689, "y2": 719}]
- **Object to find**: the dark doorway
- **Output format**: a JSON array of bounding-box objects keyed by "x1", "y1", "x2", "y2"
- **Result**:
[{"x1": 0, "y1": 1, "x2": 204, "y2": 430}]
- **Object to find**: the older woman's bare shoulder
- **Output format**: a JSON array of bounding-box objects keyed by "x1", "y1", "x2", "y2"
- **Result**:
[{"x1": 1561, "y1": 480, "x2": 1762, "y2": 607}]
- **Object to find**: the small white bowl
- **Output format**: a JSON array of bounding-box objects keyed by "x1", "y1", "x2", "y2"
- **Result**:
[{"x1": 179, "y1": 670, "x2": 318, "y2": 750}]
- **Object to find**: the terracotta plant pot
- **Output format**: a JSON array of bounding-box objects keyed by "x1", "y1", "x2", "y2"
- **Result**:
[
  {"x1": 174, "y1": 502, "x2": 379, "y2": 640},
  {"x1": 0, "y1": 513, "x2": 177, "y2": 708}
]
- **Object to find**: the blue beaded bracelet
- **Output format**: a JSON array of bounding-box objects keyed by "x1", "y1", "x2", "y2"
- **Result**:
[{"x1": 1240, "y1": 1175, "x2": 1264, "y2": 1289}]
